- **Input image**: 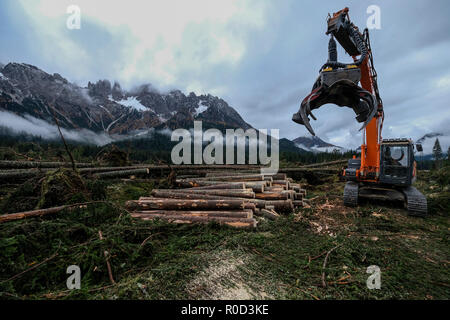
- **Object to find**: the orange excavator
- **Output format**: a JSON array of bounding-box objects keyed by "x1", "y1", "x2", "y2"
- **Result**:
[{"x1": 292, "y1": 7, "x2": 427, "y2": 216}]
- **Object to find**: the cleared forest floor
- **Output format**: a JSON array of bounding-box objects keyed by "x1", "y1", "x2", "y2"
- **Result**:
[{"x1": 0, "y1": 170, "x2": 449, "y2": 300}]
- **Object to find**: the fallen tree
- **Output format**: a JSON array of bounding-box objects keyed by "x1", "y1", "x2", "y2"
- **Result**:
[{"x1": 0, "y1": 202, "x2": 100, "y2": 224}]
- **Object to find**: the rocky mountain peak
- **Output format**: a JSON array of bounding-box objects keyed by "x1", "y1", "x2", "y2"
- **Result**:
[
  {"x1": 111, "y1": 81, "x2": 123, "y2": 100},
  {"x1": 88, "y1": 79, "x2": 112, "y2": 98},
  {"x1": 0, "y1": 62, "x2": 253, "y2": 138}
]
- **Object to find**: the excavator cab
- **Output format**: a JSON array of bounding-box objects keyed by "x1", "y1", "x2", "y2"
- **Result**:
[{"x1": 379, "y1": 139, "x2": 415, "y2": 187}]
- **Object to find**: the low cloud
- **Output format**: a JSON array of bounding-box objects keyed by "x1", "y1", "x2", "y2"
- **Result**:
[{"x1": 0, "y1": 110, "x2": 113, "y2": 145}]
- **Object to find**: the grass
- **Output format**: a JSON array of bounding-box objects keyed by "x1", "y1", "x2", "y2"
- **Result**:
[{"x1": 0, "y1": 172, "x2": 449, "y2": 300}]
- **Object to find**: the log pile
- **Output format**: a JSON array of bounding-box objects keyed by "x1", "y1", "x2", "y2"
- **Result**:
[{"x1": 126, "y1": 172, "x2": 306, "y2": 228}]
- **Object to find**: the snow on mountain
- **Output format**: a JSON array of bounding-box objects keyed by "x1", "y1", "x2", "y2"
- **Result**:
[
  {"x1": 194, "y1": 100, "x2": 209, "y2": 117},
  {"x1": 113, "y1": 96, "x2": 148, "y2": 112}
]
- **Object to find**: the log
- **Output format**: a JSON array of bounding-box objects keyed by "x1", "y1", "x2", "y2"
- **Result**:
[
  {"x1": 0, "y1": 170, "x2": 42, "y2": 180},
  {"x1": 149, "y1": 191, "x2": 228, "y2": 201},
  {"x1": 141, "y1": 194, "x2": 256, "y2": 211},
  {"x1": 205, "y1": 170, "x2": 259, "y2": 177},
  {"x1": 98, "y1": 230, "x2": 115, "y2": 284},
  {"x1": 265, "y1": 200, "x2": 294, "y2": 213},
  {"x1": 126, "y1": 199, "x2": 251, "y2": 211},
  {"x1": 151, "y1": 189, "x2": 255, "y2": 199},
  {"x1": 272, "y1": 179, "x2": 289, "y2": 184},
  {"x1": 133, "y1": 210, "x2": 253, "y2": 218},
  {"x1": 0, "y1": 166, "x2": 154, "y2": 181},
  {"x1": 131, "y1": 213, "x2": 257, "y2": 228},
  {"x1": 0, "y1": 205, "x2": 69, "y2": 223},
  {"x1": 255, "y1": 192, "x2": 289, "y2": 200},
  {"x1": 271, "y1": 173, "x2": 287, "y2": 180},
  {"x1": 264, "y1": 186, "x2": 284, "y2": 192},
  {"x1": 253, "y1": 208, "x2": 262, "y2": 216},
  {"x1": 293, "y1": 200, "x2": 304, "y2": 207},
  {"x1": 0, "y1": 160, "x2": 94, "y2": 169},
  {"x1": 294, "y1": 193, "x2": 303, "y2": 200},
  {"x1": 192, "y1": 197, "x2": 265, "y2": 209},
  {"x1": 176, "y1": 180, "x2": 237, "y2": 188},
  {"x1": 246, "y1": 183, "x2": 264, "y2": 193},
  {"x1": 261, "y1": 208, "x2": 280, "y2": 220},
  {"x1": 173, "y1": 175, "x2": 201, "y2": 179},
  {"x1": 297, "y1": 159, "x2": 348, "y2": 168},
  {"x1": 185, "y1": 174, "x2": 265, "y2": 182},
  {"x1": 285, "y1": 190, "x2": 296, "y2": 200},
  {"x1": 189, "y1": 183, "x2": 246, "y2": 190},
  {"x1": 79, "y1": 166, "x2": 148, "y2": 173},
  {"x1": 278, "y1": 168, "x2": 339, "y2": 174},
  {"x1": 0, "y1": 202, "x2": 98, "y2": 223},
  {"x1": 95, "y1": 168, "x2": 150, "y2": 179},
  {"x1": 176, "y1": 180, "x2": 202, "y2": 188},
  {"x1": 243, "y1": 181, "x2": 268, "y2": 187},
  {"x1": 176, "y1": 179, "x2": 266, "y2": 188},
  {"x1": 272, "y1": 180, "x2": 288, "y2": 189},
  {"x1": 185, "y1": 182, "x2": 264, "y2": 193}
]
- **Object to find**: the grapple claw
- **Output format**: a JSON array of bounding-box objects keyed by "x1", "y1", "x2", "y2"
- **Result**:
[
  {"x1": 292, "y1": 69, "x2": 377, "y2": 135},
  {"x1": 300, "y1": 100, "x2": 315, "y2": 136}
]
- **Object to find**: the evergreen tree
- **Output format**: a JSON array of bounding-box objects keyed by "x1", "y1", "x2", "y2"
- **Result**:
[{"x1": 432, "y1": 138, "x2": 443, "y2": 169}]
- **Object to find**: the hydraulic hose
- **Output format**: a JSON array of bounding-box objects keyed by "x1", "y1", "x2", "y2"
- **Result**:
[
  {"x1": 328, "y1": 36, "x2": 338, "y2": 62},
  {"x1": 320, "y1": 24, "x2": 367, "y2": 71}
]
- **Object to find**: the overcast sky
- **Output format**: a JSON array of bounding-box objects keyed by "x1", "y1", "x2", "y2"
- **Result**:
[{"x1": 1, "y1": 0, "x2": 449, "y2": 149}]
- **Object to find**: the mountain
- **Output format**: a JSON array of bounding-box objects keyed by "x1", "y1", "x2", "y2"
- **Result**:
[
  {"x1": 0, "y1": 62, "x2": 251, "y2": 138},
  {"x1": 0, "y1": 62, "x2": 346, "y2": 157},
  {"x1": 293, "y1": 135, "x2": 344, "y2": 153}
]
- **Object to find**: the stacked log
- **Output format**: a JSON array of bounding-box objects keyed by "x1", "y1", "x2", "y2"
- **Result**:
[
  {"x1": 127, "y1": 171, "x2": 306, "y2": 228},
  {"x1": 126, "y1": 198, "x2": 256, "y2": 228}
]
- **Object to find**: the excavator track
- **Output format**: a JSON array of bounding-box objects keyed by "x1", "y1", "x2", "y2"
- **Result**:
[
  {"x1": 343, "y1": 181, "x2": 359, "y2": 207},
  {"x1": 402, "y1": 186, "x2": 427, "y2": 217}
]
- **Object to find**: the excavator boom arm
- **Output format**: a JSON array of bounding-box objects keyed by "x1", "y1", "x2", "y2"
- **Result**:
[{"x1": 292, "y1": 7, "x2": 384, "y2": 180}]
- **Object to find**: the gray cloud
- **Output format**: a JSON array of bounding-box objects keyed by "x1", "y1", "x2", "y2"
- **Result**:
[{"x1": 1, "y1": 0, "x2": 449, "y2": 149}]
